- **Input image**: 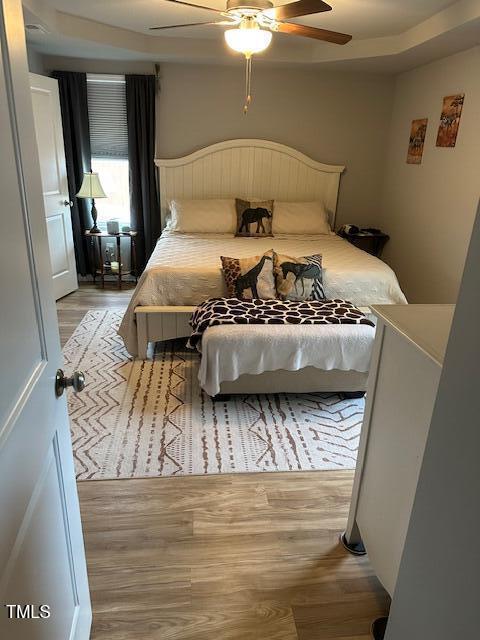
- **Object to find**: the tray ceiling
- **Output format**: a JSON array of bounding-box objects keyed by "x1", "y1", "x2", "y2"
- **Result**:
[{"x1": 24, "y1": 0, "x2": 480, "y2": 71}]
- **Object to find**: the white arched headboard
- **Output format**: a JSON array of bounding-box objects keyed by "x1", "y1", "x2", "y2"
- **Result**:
[{"x1": 155, "y1": 139, "x2": 345, "y2": 229}]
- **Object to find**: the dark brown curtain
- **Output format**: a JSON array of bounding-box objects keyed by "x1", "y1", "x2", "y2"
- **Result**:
[
  {"x1": 126, "y1": 74, "x2": 160, "y2": 273},
  {"x1": 51, "y1": 71, "x2": 93, "y2": 276}
]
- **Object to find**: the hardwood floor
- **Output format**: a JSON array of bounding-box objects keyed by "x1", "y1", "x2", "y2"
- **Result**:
[
  {"x1": 78, "y1": 472, "x2": 388, "y2": 640},
  {"x1": 59, "y1": 285, "x2": 389, "y2": 639},
  {"x1": 57, "y1": 281, "x2": 134, "y2": 346}
]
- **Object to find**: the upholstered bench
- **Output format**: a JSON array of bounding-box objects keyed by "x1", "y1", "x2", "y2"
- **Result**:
[{"x1": 197, "y1": 320, "x2": 376, "y2": 398}]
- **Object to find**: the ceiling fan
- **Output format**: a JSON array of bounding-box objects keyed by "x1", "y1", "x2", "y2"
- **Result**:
[{"x1": 151, "y1": 0, "x2": 352, "y2": 112}]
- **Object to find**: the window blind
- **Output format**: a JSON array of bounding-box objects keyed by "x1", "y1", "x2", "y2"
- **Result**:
[{"x1": 87, "y1": 76, "x2": 128, "y2": 159}]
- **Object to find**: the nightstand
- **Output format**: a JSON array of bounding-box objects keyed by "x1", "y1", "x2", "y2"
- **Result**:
[
  {"x1": 339, "y1": 230, "x2": 389, "y2": 258},
  {"x1": 85, "y1": 230, "x2": 138, "y2": 289}
]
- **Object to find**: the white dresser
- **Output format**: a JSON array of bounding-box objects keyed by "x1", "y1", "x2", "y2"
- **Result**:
[{"x1": 344, "y1": 304, "x2": 454, "y2": 596}]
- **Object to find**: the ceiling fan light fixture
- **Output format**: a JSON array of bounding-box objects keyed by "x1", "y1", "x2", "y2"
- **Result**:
[
  {"x1": 224, "y1": 22, "x2": 272, "y2": 56},
  {"x1": 152, "y1": 1, "x2": 350, "y2": 113}
]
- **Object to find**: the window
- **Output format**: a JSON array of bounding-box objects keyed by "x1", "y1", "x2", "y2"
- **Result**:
[
  {"x1": 90, "y1": 157, "x2": 129, "y2": 223},
  {"x1": 87, "y1": 74, "x2": 130, "y2": 224}
]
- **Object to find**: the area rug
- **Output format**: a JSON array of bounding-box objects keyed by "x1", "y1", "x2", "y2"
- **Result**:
[{"x1": 63, "y1": 309, "x2": 364, "y2": 480}]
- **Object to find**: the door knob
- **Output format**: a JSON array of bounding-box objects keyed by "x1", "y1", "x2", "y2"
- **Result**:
[
  {"x1": 63, "y1": 200, "x2": 73, "y2": 207},
  {"x1": 55, "y1": 369, "x2": 85, "y2": 397}
]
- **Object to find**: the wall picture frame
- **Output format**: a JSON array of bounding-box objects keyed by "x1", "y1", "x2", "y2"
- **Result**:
[
  {"x1": 407, "y1": 118, "x2": 428, "y2": 164},
  {"x1": 436, "y1": 94, "x2": 465, "y2": 148}
]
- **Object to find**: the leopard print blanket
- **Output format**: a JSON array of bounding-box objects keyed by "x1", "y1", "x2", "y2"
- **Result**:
[{"x1": 188, "y1": 298, "x2": 374, "y2": 349}]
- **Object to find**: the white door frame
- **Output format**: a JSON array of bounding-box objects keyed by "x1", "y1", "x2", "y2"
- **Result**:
[{"x1": 0, "y1": 1, "x2": 91, "y2": 638}]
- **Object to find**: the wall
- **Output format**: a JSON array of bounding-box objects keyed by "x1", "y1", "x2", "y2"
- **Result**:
[
  {"x1": 380, "y1": 46, "x2": 480, "y2": 303},
  {"x1": 41, "y1": 54, "x2": 155, "y2": 76},
  {"x1": 157, "y1": 63, "x2": 394, "y2": 228},
  {"x1": 41, "y1": 56, "x2": 394, "y2": 228},
  {"x1": 27, "y1": 45, "x2": 46, "y2": 74}
]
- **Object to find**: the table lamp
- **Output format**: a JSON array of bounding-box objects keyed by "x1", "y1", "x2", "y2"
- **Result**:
[{"x1": 76, "y1": 171, "x2": 107, "y2": 234}]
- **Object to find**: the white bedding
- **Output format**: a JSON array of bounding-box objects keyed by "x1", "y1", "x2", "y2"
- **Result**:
[
  {"x1": 118, "y1": 231, "x2": 407, "y2": 355},
  {"x1": 199, "y1": 323, "x2": 376, "y2": 397}
]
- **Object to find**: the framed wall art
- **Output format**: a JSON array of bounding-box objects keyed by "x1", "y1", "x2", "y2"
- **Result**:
[
  {"x1": 407, "y1": 118, "x2": 428, "y2": 164},
  {"x1": 436, "y1": 94, "x2": 465, "y2": 147}
]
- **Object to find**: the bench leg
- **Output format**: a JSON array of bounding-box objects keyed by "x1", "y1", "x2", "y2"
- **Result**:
[
  {"x1": 212, "y1": 394, "x2": 232, "y2": 402},
  {"x1": 340, "y1": 391, "x2": 366, "y2": 400}
]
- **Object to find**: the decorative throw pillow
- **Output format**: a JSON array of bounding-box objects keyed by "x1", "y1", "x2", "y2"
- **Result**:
[
  {"x1": 235, "y1": 198, "x2": 274, "y2": 237},
  {"x1": 221, "y1": 250, "x2": 276, "y2": 300},
  {"x1": 274, "y1": 253, "x2": 325, "y2": 301},
  {"x1": 272, "y1": 201, "x2": 331, "y2": 235},
  {"x1": 168, "y1": 199, "x2": 236, "y2": 233}
]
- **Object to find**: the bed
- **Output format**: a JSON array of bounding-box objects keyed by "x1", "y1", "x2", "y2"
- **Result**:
[
  {"x1": 117, "y1": 139, "x2": 406, "y2": 393},
  {"x1": 119, "y1": 231, "x2": 406, "y2": 354}
]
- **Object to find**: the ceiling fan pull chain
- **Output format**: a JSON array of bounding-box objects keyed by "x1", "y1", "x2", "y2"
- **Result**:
[
  {"x1": 244, "y1": 55, "x2": 252, "y2": 115},
  {"x1": 150, "y1": 3, "x2": 351, "y2": 113}
]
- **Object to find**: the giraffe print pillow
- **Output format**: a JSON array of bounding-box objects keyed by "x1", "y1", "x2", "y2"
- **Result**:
[
  {"x1": 221, "y1": 250, "x2": 277, "y2": 300},
  {"x1": 235, "y1": 199, "x2": 274, "y2": 237},
  {"x1": 274, "y1": 253, "x2": 325, "y2": 301}
]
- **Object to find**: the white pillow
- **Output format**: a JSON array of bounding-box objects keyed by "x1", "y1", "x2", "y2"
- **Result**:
[
  {"x1": 273, "y1": 201, "x2": 331, "y2": 235},
  {"x1": 167, "y1": 199, "x2": 236, "y2": 233}
]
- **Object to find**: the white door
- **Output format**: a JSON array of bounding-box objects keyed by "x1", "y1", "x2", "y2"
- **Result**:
[
  {"x1": 0, "y1": 1, "x2": 91, "y2": 639},
  {"x1": 30, "y1": 72, "x2": 78, "y2": 300}
]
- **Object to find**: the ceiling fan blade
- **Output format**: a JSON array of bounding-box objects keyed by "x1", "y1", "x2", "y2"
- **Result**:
[
  {"x1": 161, "y1": 0, "x2": 224, "y2": 13},
  {"x1": 150, "y1": 21, "x2": 228, "y2": 30},
  {"x1": 265, "y1": 0, "x2": 331, "y2": 21},
  {"x1": 276, "y1": 22, "x2": 352, "y2": 44}
]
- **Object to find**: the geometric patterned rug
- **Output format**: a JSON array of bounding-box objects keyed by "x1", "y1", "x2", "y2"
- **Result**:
[{"x1": 63, "y1": 309, "x2": 364, "y2": 480}]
